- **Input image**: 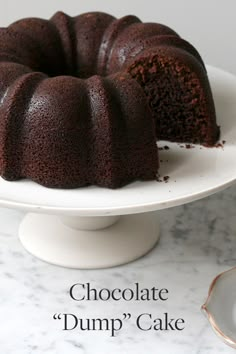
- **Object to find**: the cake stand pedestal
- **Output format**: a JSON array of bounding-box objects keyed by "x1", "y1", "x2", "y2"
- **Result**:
[
  {"x1": 19, "y1": 213, "x2": 159, "y2": 268},
  {"x1": 1, "y1": 66, "x2": 236, "y2": 269}
]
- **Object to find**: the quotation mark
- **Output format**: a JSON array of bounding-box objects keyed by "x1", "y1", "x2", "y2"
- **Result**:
[
  {"x1": 53, "y1": 313, "x2": 62, "y2": 320},
  {"x1": 123, "y1": 313, "x2": 131, "y2": 320}
]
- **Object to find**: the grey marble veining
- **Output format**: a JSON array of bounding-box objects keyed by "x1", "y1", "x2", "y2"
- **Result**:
[{"x1": 1, "y1": 185, "x2": 236, "y2": 354}]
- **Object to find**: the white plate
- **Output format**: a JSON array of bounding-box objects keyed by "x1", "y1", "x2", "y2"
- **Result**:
[
  {"x1": 0, "y1": 65, "x2": 236, "y2": 216},
  {"x1": 202, "y1": 267, "x2": 236, "y2": 349}
]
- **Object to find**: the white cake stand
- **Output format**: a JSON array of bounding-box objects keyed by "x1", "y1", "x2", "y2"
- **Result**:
[{"x1": 0, "y1": 66, "x2": 236, "y2": 269}]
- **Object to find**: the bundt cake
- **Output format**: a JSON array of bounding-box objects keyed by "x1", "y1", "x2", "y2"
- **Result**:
[{"x1": 0, "y1": 11, "x2": 219, "y2": 189}]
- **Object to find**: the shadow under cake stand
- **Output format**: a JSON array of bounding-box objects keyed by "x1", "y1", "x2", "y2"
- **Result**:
[{"x1": 0, "y1": 66, "x2": 236, "y2": 269}]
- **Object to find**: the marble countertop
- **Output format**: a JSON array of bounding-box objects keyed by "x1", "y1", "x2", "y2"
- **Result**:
[{"x1": 1, "y1": 185, "x2": 236, "y2": 354}]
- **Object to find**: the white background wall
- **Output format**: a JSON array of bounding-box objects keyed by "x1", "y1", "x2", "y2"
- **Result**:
[{"x1": 0, "y1": 0, "x2": 234, "y2": 75}]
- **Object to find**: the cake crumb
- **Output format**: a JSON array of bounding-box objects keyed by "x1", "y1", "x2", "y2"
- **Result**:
[
  {"x1": 156, "y1": 174, "x2": 170, "y2": 183},
  {"x1": 163, "y1": 175, "x2": 170, "y2": 183},
  {"x1": 159, "y1": 145, "x2": 170, "y2": 151},
  {"x1": 185, "y1": 144, "x2": 195, "y2": 149},
  {"x1": 222, "y1": 140, "x2": 226, "y2": 145}
]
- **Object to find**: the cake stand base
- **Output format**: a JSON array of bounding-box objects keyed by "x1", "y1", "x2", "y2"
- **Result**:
[{"x1": 19, "y1": 212, "x2": 159, "y2": 269}]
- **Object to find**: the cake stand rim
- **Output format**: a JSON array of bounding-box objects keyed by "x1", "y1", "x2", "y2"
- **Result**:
[{"x1": 0, "y1": 174, "x2": 235, "y2": 216}]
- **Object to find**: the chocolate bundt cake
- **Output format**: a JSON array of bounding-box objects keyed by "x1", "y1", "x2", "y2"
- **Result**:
[
  {"x1": 0, "y1": 69, "x2": 158, "y2": 188},
  {"x1": 0, "y1": 11, "x2": 219, "y2": 188}
]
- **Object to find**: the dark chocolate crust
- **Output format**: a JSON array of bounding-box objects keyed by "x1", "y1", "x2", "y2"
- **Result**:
[{"x1": 0, "y1": 11, "x2": 218, "y2": 188}]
